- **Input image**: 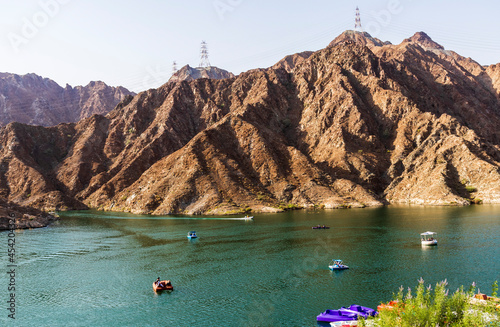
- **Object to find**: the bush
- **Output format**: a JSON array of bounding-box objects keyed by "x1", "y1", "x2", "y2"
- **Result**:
[
  {"x1": 361, "y1": 279, "x2": 499, "y2": 326},
  {"x1": 466, "y1": 186, "x2": 478, "y2": 193}
]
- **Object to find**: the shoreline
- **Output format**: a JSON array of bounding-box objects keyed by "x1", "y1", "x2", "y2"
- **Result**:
[{"x1": 0, "y1": 199, "x2": 58, "y2": 231}]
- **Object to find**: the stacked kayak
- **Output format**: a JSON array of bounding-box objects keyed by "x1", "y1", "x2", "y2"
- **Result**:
[
  {"x1": 317, "y1": 304, "x2": 377, "y2": 323},
  {"x1": 342, "y1": 304, "x2": 377, "y2": 317},
  {"x1": 316, "y1": 309, "x2": 357, "y2": 323}
]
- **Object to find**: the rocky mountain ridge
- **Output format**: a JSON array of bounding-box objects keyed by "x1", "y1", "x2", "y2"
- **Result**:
[
  {"x1": 0, "y1": 73, "x2": 135, "y2": 127},
  {"x1": 1, "y1": 31, "x2": 499, "y2": 216}
]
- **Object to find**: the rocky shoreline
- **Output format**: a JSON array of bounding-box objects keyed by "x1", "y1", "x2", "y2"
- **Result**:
[{"x1": 0, "y1": 198, "x2": 58, "y2": 230}]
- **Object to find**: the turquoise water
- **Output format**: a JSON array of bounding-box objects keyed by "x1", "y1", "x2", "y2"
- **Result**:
[{"x1": 1, "y1": 205, "x2": 500, "y2": 326}]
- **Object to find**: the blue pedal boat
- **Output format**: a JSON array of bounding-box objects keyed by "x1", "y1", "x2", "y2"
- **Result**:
[
  {"x1": 329, "y1": 259, "x2": 349, "y2": 270},
  {"x1": 187, "y1": 231, "x2": 197, "y2": 239}
]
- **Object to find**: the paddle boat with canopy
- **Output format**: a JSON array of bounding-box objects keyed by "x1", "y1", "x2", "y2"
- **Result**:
[{"x1": 420, "y1": 231, "x2": 437, "y2": 246}]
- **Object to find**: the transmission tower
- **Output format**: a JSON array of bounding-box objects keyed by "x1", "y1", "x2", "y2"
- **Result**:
[
  {"x1": 355, "y1": 6, "x2": 363, "y2": 32},
  {"x1": 199, "y1": 41, "x2": 211, "y2": 68},
  {"x1": 172, "y1": 61, "x2": 178, "y2": 75}
]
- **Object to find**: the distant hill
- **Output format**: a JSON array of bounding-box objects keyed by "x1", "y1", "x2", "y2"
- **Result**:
[
  {"x1": 0, "y1": 73, "x2": 135, "y2": 127},
  {"x1": 168, "y1": 65, "x2": 234, "y2": 83}
]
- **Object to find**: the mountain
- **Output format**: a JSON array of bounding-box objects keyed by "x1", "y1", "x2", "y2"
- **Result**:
[
  {"x1": 329, "y1": 30, "x2": 391, "y2": 48},
  {"x1": 168, "y1": 65, "x2": 234, "y2": 83},
  {"x1": 1, "y1": 31, "x2": 500, "y2": 216},
  {"x1": 402, "y1": 31, "x2": 444, "y2": 50},
  {"x1": 0, "y1": 73, "x2": 135, "y2": 127},
  {"x1": 272, "y1": 51, "x2": 314, "y2": 73}
]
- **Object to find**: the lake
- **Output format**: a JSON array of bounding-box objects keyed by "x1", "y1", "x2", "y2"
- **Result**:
[{"x1": 1, "y1": 205, "x2": 499, "y2": 326}]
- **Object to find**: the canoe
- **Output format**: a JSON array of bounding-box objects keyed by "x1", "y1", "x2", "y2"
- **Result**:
[{"x1": 153, "y1": 280, "x2": 173, "y2": 292}]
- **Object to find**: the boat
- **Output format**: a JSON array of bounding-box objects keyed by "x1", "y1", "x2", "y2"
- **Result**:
[
  {"x1": 187, "y1": 231, "x2": 197, "y2": 239},
  {"x1": 153, "y1": 279, "x2": 173, "y2": 292},
  {"x1": 312, "y1": 225, "x2": 330, "y2": 229},
  {"x1": 330, "y1": 321, "x2": 358, "y2": 327},
  {"x1": 420, "y1": 231, "x2": 438, "y2": 246},
  {"x1": 319, "y1": 304, "x2": 377, "y2": 325},
  {"x1": 316, "y1": 309, "x2": 358, "y2": 322},
  {"x1": 243, "y1": 215, "x2": 254, "y2": 220},
  {"x1": 339, "y1": 305, "x2": 378, "y2": 318},
  {"x1": 329, "y1": 259, "x2": 349, "y2": 270}
]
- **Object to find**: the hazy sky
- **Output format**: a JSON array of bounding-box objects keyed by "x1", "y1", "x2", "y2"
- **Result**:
[{"x1": 1, "y1": 0, "x2": 500, "y2": 93}]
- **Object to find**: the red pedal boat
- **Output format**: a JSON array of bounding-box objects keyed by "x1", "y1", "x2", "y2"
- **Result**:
[{"x1": 153, "y1": 279, "x2": 173, "y2": 292}]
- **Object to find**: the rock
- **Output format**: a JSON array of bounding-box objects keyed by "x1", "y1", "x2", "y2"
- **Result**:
[{"x1": 0, "y1": 197, "x2": 58, "y2": 230}]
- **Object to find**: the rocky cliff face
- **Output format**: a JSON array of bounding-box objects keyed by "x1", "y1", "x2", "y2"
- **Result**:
[
  {"x1": 1, "y1": 31, "x2": 500, "y2": 215},
  {"x1": 0, "y1": 73, "x2": 135, "y2": 127},
  {"x1": 168, "y1": 65, "x2": 234, "y2": 83}
]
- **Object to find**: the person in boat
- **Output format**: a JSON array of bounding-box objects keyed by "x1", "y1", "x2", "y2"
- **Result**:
[{"x1": 156, "y1": 277, "x2": 162, "y2": 287}]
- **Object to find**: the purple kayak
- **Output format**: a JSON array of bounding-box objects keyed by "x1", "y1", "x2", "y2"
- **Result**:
[
  {"x1": 347, "y1": 304, "x2": 378, "y2": 317},
  {"x1": 336, "y1": 305, "x2": 378, "y2": 319},
  {"x1": 316, "y1": 309, "x2": 358, "y2": 322}
]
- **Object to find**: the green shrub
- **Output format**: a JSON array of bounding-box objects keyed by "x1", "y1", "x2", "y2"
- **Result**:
[
  {"x1": 466, "y1": 186, "x2": 477, "y2": 193},
  {"x1": 361, "y1": 279, "x2": 499, "y2": 326}
]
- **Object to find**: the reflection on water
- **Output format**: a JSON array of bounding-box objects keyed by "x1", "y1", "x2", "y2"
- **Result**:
[{"x1": 1, "y1": 205, "x2": 499, "y2": 326}]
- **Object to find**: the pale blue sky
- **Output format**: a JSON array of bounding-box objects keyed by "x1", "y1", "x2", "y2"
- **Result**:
[{"x1": 1, "y1": 0, "x2": 500, "y2": 92}]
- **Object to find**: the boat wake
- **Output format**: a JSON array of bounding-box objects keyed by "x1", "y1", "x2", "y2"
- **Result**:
[{"x1": 62, "y1": 212, "x2": 253, "y2": 221}]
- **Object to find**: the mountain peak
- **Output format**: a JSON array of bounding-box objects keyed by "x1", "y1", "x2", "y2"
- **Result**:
[
  {"x1": 403, "y1": 32, "x2": 444, "y2": 50},
  {"x1": 168, "y1": 65, "x2": 234, "y2": 83},
  {"x1": 329, "y1": 30, "x2": 391, "y2": 48}
]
